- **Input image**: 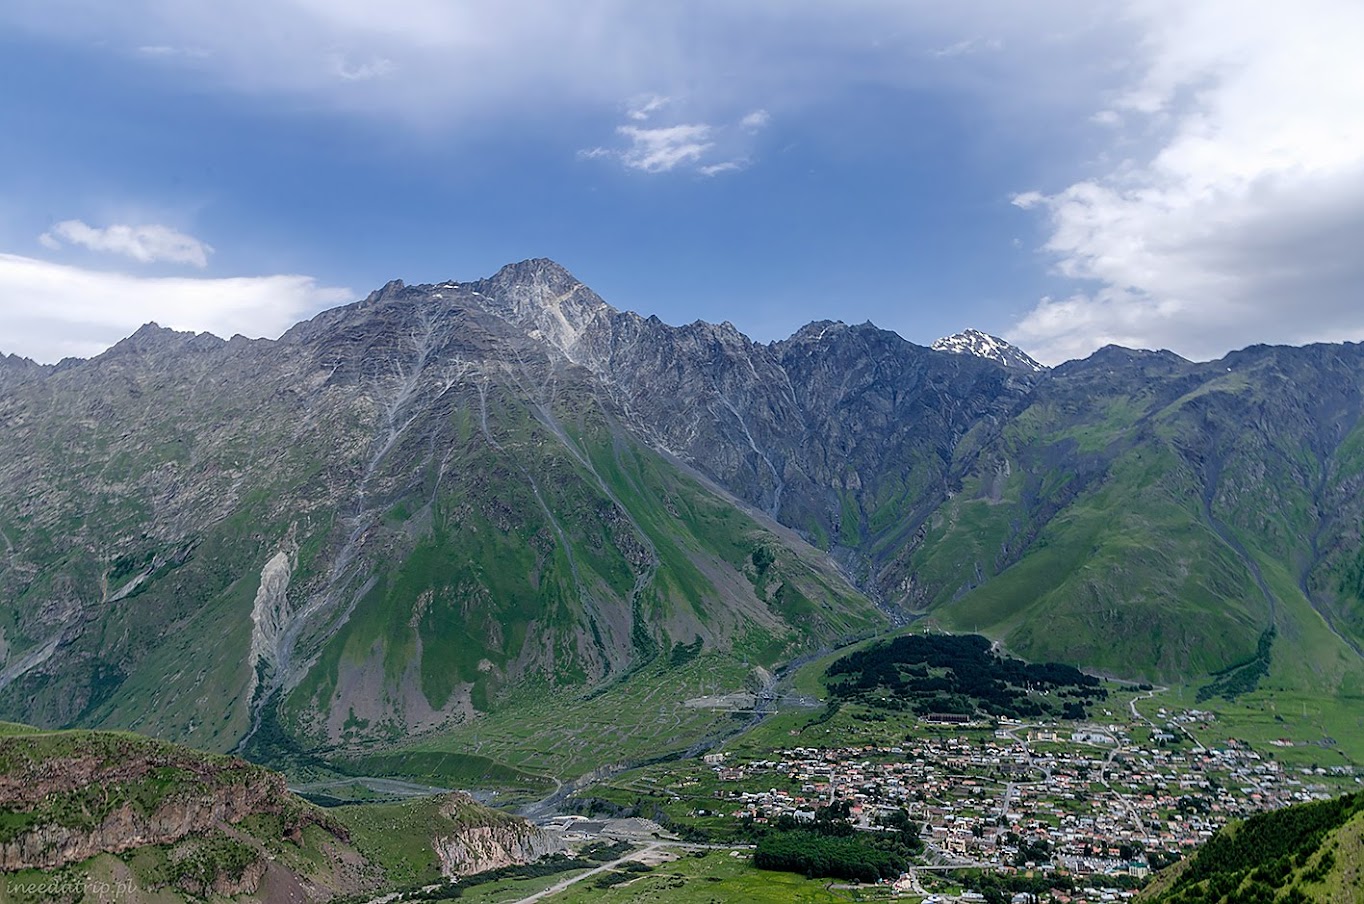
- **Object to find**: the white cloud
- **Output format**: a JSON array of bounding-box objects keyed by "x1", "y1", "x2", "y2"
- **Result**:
[
  {"x1": 740, "y1": 109, "x2": 770, "y2": 130},
  {"x1": 584, "y1": 105, "x2": 769, "y2": 175},
  {"x1": 330, "y1": 54, "x2": 395, "y2": 82},
  {"x1": 136, "y1": 44, "x2": 211, "y2": 60},
  {"x1": 0, "y1": 253, "x2": 351, "y2": 363},
  {"x1": 1010, "y1": 0, "x2": 1364, "y2": 364},
  {"x1": 930, "y1": 36, "x2": 1002, "y2": 58},
  {"x1": 616, "y1": 124, "x2": 713, "y2": 173},
  {"x1": 1, "y1": 2, "x2": 1116, "y2": 125},
  {"x1": 698, "y1": 161, "x2": 744, "y2": 177},
  {"x1": 627, "y1": 94, "x2": 669, "y2": 121},
  {"x1": 39, "y1": 220, "x2": 215, "y2": 268}
]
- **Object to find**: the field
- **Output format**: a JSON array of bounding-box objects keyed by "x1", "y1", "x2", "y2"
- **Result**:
[
  {"x1": 534, "y1": 849, "x2": 896, "y2": 903},
  {"x1": 349, "y1": 652, "x2": 757, "y2": 788},
  {"x1": 454, "y1": 868, "x2": 594, "y2": 904}
]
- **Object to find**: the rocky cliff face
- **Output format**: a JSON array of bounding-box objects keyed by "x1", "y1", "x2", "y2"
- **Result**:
[
  {"x1": 0, "y1": 726, "x2": 392, "y2": 902},
  {"x1": 431, "y1": 793, "x2": 563, "y2": 877},
  {"x1": 0, "y1": 783, "x2": 280, "y2": 872},
  {"x1": 414, "y1": 790, "x2": 564, "y2": 878},
  {"x1": 0, "y1": 731, "x2": 284, "y2": 872},
  {"x1": 434, "y1": 823, "x2": 562, "y2": 876}
]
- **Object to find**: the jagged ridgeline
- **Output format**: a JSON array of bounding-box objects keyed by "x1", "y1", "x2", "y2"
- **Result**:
[{"x1": 2, "y1": 258, "x2": 1364, "y2": 772}]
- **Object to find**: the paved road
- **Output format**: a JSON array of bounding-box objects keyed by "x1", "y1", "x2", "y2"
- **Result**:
[{"x1": 507, "y1": 843, "x2": 662, "y2": 904}]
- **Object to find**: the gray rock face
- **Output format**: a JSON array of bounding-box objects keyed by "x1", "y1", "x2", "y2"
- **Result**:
[
  {"x1": 431, "y1": 792, "x2": 565, "y2": 878},
  {"x1": 457, "y1": 263, "x2": 1038, "y2": 597},
  {"x1": 0, "y1": 735, "x2": 285, "y2": 872},
  {"x1": 0, "y1": 353, "x2": 48, "y2": 390}
]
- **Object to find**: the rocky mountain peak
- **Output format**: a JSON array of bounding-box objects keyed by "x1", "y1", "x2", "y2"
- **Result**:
[
  {"x1": 0, "y1": 352, "x2": 43, "y2": 372},
  {"x1": 783, "y1": 320, "x2": 849, "y2": 346},
  {"x1": 459, "y1": 258, "x2": 616, "y2": 364},
  {"x1": 0, "y1": 354, "x2": 47, "y2": 389},
  {"x1": 932, "y1": 328, "x2": 1045, "y2": 372},
  {"x1": 104, "y1": 322, "x2": 226, "y2": 358},
  {"x1": 482, "y1": 257, "x2": 579, "y2": 292},
  {"x1": 1054, "y1": 344, "x2": 1190, "y2": 377}
]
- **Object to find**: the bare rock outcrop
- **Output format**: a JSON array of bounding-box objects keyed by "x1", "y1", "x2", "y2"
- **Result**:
[
  {"x1": 430, "y1": 793, "x2": 564, "y2": 877},
  {"x1": 0, "y1": 733, "x2": 284, "y2": 872}
]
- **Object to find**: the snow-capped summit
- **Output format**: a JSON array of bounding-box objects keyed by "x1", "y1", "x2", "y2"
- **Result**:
[{"x1": 932, "y1": 329, "x2": 1046, "y2": 372}]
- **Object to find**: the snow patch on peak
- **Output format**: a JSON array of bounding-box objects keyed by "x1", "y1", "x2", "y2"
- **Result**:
[{"x1": 932, "y1": 329, "x2": 1046, "y2": 372}]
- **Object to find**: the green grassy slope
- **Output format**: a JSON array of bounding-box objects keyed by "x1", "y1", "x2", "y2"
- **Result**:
[
  {"x1": 1138, "y1": 792, "x2": 1364, "y2": 904},
  {"x1": 0, "y1": 723, "x2": 554, "y2": 903},
  {"x1": 269, "y1": 376, "x2": 881, "y2": 777},
  {"x1": 906, "y1": 348, "x2": 1364, "y2": 710}
]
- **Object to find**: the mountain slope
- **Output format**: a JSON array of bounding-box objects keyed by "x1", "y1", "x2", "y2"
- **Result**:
[
  {"x1": 0, "y1": 263, "x2": 882, "y2": 775},
  {"x1": 1138, "y1": 791, "x2": 1364, "y2": 904},
  {"x1": 911, "y1": 343, "x2": 1364, "y2": 695},
  {"x1": 1, "y1": 258, "x2": 1363, "y2": 774},
  {"x1": 0, "y1": 721, "x2": 382, "y2": 901},
  {"x1": 0, "y1": 721, "x2": 558, "y2": 901}
]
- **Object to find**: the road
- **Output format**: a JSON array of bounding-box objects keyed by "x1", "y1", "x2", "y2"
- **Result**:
[
  {"x1": 1129, "y1": 685, "x2": 1205, "y2": 752},
  {"x1": 506, "y1": 843, "x2": 662, "y2": 904},
  {"x1": 1128, "y1": 687, "x2": 1163, "y2": 727}
]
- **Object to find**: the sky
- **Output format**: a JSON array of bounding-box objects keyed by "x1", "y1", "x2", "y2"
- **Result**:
[{"x1": 1, "y1": 1, "x2": 1362, "y2": 365}]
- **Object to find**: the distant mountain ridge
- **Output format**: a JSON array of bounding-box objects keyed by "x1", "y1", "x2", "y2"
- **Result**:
[{"x1": 1, "y1": 258, "x2": 1363, "y2": 778}]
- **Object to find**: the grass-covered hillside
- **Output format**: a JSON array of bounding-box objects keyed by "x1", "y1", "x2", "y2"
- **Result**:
[
  {"x1": 0, "y1": 723, "x2": 551, "y2": 903},
  {"x1": 904, "y1": 345, "x2": 1364, "y2": 753},
  {"x1": 1138, "y1": 791, "x2": 1364, "y2": 904}
]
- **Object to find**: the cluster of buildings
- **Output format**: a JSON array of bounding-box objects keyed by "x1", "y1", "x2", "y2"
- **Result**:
[{"x1": 702, "y1": 712, "x2": 1350, "y2": 886}]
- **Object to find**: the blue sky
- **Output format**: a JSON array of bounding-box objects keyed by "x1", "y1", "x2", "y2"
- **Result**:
[{"x1": 2, "y1": 1, "x2": 1362, "y2": 364}]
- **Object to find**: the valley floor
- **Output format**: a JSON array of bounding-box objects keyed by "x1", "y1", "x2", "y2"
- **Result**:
[{"x1": 484, "y1": 675, "x2": 1361, "y2": 903}]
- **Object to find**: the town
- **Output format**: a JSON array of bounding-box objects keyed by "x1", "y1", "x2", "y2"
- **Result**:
[{"x1": 684, "y1": 707, "x2": 1357, "y2": 902}]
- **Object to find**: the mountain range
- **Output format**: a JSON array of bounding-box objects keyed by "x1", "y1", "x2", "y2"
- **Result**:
[{"x1": 1, "y1": 258, "x2": 1362, "y2": 776}]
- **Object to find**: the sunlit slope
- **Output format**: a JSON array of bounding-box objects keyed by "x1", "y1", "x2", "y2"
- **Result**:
[{"x1": 912, "y1": 345, "x2": 1364, "y2": 690}]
